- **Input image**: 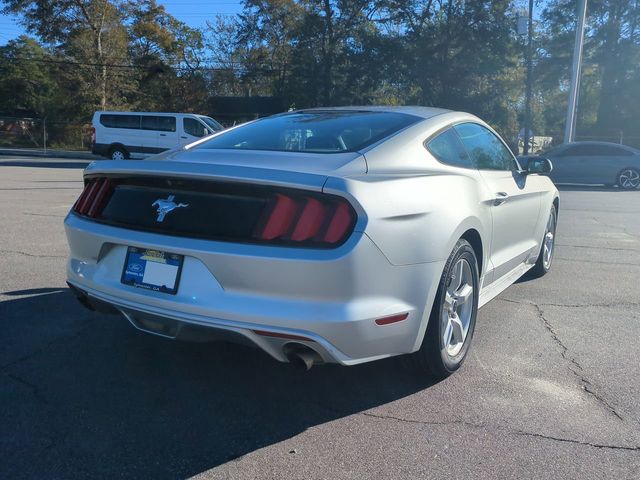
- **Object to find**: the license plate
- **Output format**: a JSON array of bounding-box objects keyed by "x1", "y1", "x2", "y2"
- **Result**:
[{"x1": 121, "y1": 247, "x2": 184, "y2": 295}]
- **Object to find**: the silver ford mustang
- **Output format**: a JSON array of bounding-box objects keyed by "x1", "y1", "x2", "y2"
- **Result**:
[{"x1": 65, "y1": 106, "x2": 559, "y2": 376}]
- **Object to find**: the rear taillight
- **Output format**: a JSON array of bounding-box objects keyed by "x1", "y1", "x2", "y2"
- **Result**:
[
  {"x1": 253, "y1": 193, "x2": 356, "y2": 246},
  {"x1": 90, "y1": 127, "x2": 96, "y2": 145},
  {"x1": 72, "y1": 177, "x2": 115, "y2": 218}
]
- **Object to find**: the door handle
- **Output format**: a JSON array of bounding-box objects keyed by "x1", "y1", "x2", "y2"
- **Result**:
[
  {"x1": 159, "y1": 133, "x2": 167, "y2": 137},
  {"x1": 494, "y1": 192, "x2": 509, "y2": 206},
  {"x1": 180, "y1": 136, "x2": 188, "y2": 139}
]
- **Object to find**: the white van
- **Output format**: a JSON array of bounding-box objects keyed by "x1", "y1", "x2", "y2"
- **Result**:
[{"x1": 91, "y1": 111, "x2": 223, "y2": 160}]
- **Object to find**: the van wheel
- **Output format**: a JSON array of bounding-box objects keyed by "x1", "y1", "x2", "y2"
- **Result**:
[{"x1": 109, "y1": 146, "x2": 128, "y2": 160}]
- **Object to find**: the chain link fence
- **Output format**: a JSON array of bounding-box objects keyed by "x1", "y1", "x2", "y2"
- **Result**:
[{"x1": 0, "y1": 117, "x2": 92, "y2": 152}]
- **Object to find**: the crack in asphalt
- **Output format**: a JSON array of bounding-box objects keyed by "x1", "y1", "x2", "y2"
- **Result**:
[
  {"x1": 591, "y1": 217, "x2": 640, "y2": 241},
  {"x1": 501, "y1": 298, "x2": 640, "y2": 310},
  {"x1": 6, "y1": 372, "x2": 50, "y2": 405},
  {"x1": 0, "y1": 249, "x2": 66, "y2": 259},
  {"x1": 359, "y1": 410, "x2": 640, "y2": 453},
  {"x1": 498, "y1": 298, "x2": 625, "y2": 422},
  {"x1": 360, "y1": 411, "x2": 483, "y2": 428},
  {"x1": 557, "y1": 243, "x2": 640, "y2": 253},
  {"x1": 556, "y1": 256, "x2": 640, "y2": 267},
  {"x1": 513, "y1": 430, "x2": 640, "y2": 452},
  {"x1": 359, "y1": 408, "x2": 640, "y2": 452}
]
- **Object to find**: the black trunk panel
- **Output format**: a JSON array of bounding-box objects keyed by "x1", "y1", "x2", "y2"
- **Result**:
[{"x1": 93, "y1": 176, "x2": 274, "y2": 242}]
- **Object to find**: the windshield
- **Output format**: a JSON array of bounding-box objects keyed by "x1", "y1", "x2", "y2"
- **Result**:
[
  {"x1": 199, "y1": 116, "x2": 223, "y2": 132},
  {"x1": 196, "y1": 111, "x2": 421, "y2": 153}
]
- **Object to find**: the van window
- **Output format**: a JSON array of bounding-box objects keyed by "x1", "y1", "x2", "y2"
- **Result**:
[
  {"x1": 157, "y1": 116, "x2": 176, "y2": 132},
  {"x1": 184, "y1": 117, "x2": 207, "y2": 137},
  {"x1": 200, "y1": 116, "x2": 223, "y2": 131},
  {"x1": 100, "y1": 114, "x2": 141, "y2": 129},
  {"x1": 139, "y1": 115, "x2": 176, "y2": 132}
]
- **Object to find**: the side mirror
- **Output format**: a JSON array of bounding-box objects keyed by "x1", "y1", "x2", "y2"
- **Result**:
[{"x1": 522, "y1": 156, "x2": 553, "y2": 174}]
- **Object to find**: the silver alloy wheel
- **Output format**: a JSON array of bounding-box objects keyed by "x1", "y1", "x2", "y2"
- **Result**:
[
  {"x1": 111, "y1": 150, "x2": 125, "y2": 161},
  {"x1": 543, "y1": 210, "x2": 556, "y2": 269},
  {"x1": 441, "y1": 258, "x2": 474, "y2": 357},
  {"x1": 618, "y1": 168, "x2": 640, "y2": 189}
]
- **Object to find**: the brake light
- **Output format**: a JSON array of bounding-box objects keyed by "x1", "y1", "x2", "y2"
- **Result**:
[
  {"x1": 90, "y1": 126, "x2": 96, "y2": 145},
  {"x1": 72, "y1": 177, "x2": 115, "y2": 218},
  {"x1": 254, "y1": 193, "x2": 356, "y2": 246}
]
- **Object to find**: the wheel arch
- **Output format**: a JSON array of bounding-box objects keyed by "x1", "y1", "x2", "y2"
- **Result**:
[
  {"x1": 108, "y1": 143, "x2": 129, "y2": 158},
  {"x1": 460, "y1": 228, "x2": 483, "y2": 277}
]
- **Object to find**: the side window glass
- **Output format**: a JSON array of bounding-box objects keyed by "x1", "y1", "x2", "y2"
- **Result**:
[
  {"x1": 100, "y1": 114, "x2": 140, "y2": 129},
  {"x1": 454, "y1": 123, "x2": 517, "y2": 171},
  {"x1": 561, "y1": 145, "x2": 590, "y2": 156},
  {"x1": 426, "y1": 128, "x2": 473, "y2": 168},
  {"x1": 592, "y1": 145, "x2": 633, "y2": 156},
  {"x1": 141, "y1": 116, "x2": 158, "y2": 130},
  {"x1": 157, "y1": 116, "x2": 176, "y2": 132},
  {"x1": 184, "y1": 118, "x2": 207, "y2": 137}
]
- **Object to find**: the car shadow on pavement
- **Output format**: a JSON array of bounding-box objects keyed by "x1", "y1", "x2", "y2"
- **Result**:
[{"x1": 1, "y1": 289, "x2": 437, "y2": 479}]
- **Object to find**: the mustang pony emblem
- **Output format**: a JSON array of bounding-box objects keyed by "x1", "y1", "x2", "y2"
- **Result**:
[{"x1": 152, "y1": 195, "x2": 189, "y2": 222}]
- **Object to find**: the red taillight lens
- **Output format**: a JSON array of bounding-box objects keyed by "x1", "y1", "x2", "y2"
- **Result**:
[
  {"x1": 72, "y1": 177, "x2": 115, "y2": 218},
  {"x1": 90, "y1": 127, "x2": 96, "y2": 144},
  {"x1": 254, "y1": 193, "x2": 356, "y2": 246}
]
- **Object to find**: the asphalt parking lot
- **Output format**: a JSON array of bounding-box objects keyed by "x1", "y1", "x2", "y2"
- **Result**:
[{"x1": 1, "y1": 155, "x2": 639, "y2": 479}]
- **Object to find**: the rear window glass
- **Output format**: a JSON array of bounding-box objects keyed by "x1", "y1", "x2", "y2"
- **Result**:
[{"x1": 196, "y1": 111, "x2": 421, "y2": 153}]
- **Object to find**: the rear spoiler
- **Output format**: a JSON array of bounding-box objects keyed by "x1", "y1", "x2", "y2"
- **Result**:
[{"x1": 83, "y1": 160, "x2": 329, "y2": 192}]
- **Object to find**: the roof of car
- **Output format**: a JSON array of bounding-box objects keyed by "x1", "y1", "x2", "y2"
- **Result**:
[{"x1": 293, "y1": 105, "x2": 453, "y2": 119}]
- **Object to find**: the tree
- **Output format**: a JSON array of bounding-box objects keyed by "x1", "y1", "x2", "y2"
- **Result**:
[
  {"x1": 0, "y1": 36, "x2": 59, "y2": 116},
  {"x1": 2, "y1": 0, "x2": 131, "y2": 110},
  {"x1": 540, "y1": 0, "x2": 640, "y2": 143}
]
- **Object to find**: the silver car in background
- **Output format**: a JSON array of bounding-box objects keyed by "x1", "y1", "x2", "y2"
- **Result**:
[
  {"x1": 65, "y1": 107, "x2": 559, "y2": 376},
  {"x1": 545, "y1": 141, "x2": 640, "y2": 189}
]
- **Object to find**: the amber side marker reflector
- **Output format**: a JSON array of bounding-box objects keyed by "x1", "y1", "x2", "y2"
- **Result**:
[
  {"x1": 375, "y1": 313, "x2": 409, "y2": 326},
  {"x1": 253, "y1": 330, "x2": 315, "y2": 342}
]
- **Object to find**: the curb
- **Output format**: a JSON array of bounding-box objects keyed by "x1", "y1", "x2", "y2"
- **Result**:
[{"x1": 0, "y1": 148, "x2": 99, "y2": 160}]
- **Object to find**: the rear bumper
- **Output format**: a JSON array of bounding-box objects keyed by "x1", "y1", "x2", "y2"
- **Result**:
[{"x1": 65, "y1": 213, "x2": 444, "y2": 365}]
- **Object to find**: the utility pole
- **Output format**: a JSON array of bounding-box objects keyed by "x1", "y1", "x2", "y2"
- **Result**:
[
  {"x1": 523, "y1": 0, "x2": 534, "y2": 155},
  {"x1": 564, "y1": 0, "x2": 588, "y2": 144}
]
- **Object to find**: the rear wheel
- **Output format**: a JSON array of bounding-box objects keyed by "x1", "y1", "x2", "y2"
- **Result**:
[
  {"x1": 109, "y1": 146, "x2": 128, "y2": 161},
  {"x1": 617, "y1": 168, "x2": 640, "y2": 190},
  {"x1": 531, "y1": 204, "x2": 557, "y2": 277},
  {"x1": 412, "y1": 239, "x2": 479, "y2": 378}
]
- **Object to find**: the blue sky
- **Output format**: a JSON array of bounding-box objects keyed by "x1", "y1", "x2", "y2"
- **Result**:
[{"x1": 0, "y1": 0, "x2": 245, "y2": 46}]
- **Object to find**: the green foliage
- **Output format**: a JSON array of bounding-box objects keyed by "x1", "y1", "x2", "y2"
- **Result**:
[
  {"x1": 0, "y1": 0, "x2": 639, "y2": 146},
  {"x1": 0, "y1": 36, "x2": 59, "y2": 116}
]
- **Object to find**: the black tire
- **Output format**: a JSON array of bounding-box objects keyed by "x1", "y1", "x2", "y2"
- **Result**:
[
  {"x1": 411, "y1": 238, "x2": 479, "y2": 378},
  {"x1": 109, "y1": 146, "x2": 128, "y2": 160},
  {"x1": 616, "y1": 167, "x2": 640, "y2": 190},
  {"x1": 531, "y1": 204, "x2": 557, "y2": 277}
]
